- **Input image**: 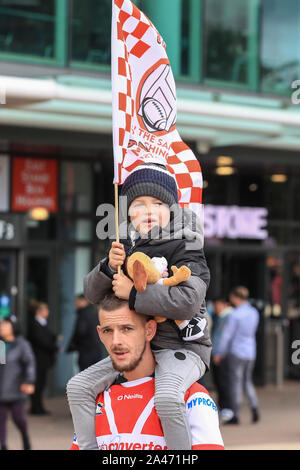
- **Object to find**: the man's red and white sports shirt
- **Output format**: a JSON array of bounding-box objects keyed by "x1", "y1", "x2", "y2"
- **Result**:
[{"x1": 71, "y1": 376, "x2": 224, "y2": 450}]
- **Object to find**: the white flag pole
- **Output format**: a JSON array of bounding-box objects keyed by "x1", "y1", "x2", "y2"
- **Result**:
[{"x1": 111, "y1": 0, "x2": 121, "y2": 273}]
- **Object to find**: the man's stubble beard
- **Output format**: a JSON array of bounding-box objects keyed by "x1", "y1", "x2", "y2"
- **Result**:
[{"x1": 111, "y1": 340, "x2": 147, "y2": 373}]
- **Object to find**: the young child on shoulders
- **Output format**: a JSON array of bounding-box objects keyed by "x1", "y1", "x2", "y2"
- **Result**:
[{"x1": 67, "y1": 163, "x2": 211, "y2": 450}]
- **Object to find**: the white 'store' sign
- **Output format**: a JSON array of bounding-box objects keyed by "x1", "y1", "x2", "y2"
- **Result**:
[{"x1": 204, "y1": 205, "x2": 268, "y2": 240}]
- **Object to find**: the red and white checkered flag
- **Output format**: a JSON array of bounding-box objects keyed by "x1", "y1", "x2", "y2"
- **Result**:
[{"x1": 111, "y1": 0, "x2": 203, "y2": 215}]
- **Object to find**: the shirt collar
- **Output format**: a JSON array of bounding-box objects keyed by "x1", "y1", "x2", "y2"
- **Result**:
[
  {"x1": 114, "y1": 373, "x2": 155, "y2": 385},
  {"x1": 35, "y1": 315, "x2": 47, "y2": 326}
]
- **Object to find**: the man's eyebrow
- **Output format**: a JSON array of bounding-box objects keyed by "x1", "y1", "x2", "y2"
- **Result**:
[{"x1": 99, "y1": 323, "x2": 135, "y2": 330}]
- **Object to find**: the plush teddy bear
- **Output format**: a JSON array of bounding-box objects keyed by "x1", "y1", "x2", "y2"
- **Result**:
[{"x1": 126, "y1": 252, "x2": 191, "y2": 324}]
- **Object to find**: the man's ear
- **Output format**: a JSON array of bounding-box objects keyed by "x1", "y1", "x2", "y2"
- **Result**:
[
  {"x1": 97, "y1": 325, "x2": 102, "y2": 342},
  {"x1": 145, "y1": 319, "x2": 157, "y2": 342}
]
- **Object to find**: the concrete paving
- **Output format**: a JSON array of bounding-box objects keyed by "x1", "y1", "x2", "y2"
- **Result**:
[{"x1": 3, "y1": 380, "x2": 300, "y2": 451}]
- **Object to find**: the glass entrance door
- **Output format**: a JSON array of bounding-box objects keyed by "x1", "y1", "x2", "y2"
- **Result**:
[
  {"x1": 24, "y1": 248, "x2": 58, "y2": 396},
  {"x1": 286, "y1": 251, "x2": 300, "y2": 379},
  {"x1": 205, "y1": 248, "x2": 270, "y2": 386},
  {"x1": 205, "y1": 249, "x2": 266, "y2": 301},
  {"x1": 0, "y1": 251, "x2": 17, "y2": 319},
  {"x1": 24, "y1": 248, "x2": 58, "y2": 335}
]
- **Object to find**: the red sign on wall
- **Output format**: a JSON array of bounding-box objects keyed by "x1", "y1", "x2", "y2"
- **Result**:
[{"x1": 12, "y1": 158, "x2": 58, "y2": 213}]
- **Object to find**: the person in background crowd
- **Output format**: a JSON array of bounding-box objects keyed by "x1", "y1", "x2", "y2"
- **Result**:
[
  {"x1": 213, "y1": 286, "x2": 260, "y2": 425},
  {"x1": 211, "y1": 297, "x2": 233, "y2": 423},
  {"x1": 0, "y1": 315, "x2": 35, "y2": 450},
  {"x1": 27, "y1": 302, "x2": 58, "y2": 415},
  {"x1": 67, "y1": 294, "x2": 104, "y2": 371}
]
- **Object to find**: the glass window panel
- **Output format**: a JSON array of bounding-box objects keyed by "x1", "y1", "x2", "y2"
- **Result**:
[
  {"x1": 204, "y1": 0, "x2": 255, "y2": 86},
  {"x1": 57, "y1": 246, "x2": 108, "y2": 390},
  {"x1": 71, "y1": 0, "x2": 111, "y2": 66},
  {"x1": 0, "y1": 254, "x2": 12, "y2": 319},
  {"x1": 180, "y1": 0, "x2": 191, "y2": 76},
  {"x1": 26, "y1": 256, "x2": 49, "y2": 303},
  {"x1": 74, "y1": 247, "x2": 91, "y2": 294},
  {"x1": 261, "y1": 0, "x2": 300, "y2": 94},
  {"x1": 60, "y1": 218, "x2": 93, "y2": 242},
  {"x1": 264, "y1": 176, "x2": 289, "y2": 220},
  {"x1": 26, "y1": 214, "x2": 57, "y2": 240},
  {"x1": 291, "y1": 227, "x2": 300, "y2": 246},
  {"x1": 238, "y1": 174, "x2": 264, "y2": 207},
  {"x1": 0, "y1": 0, "x2": 56, "y2": 59},
  {"x1": 202, "y1": 173, "x2": 230, "y2": 205},
  {"x1": 265, "y1": 224, "x2": 289, "y2": 246},
  {"x1": 61, "y1": 162, "x2": 93, "y2": 214},
  {"x1": 287, "y1": 253, "x2": 300, "y2": 319}
]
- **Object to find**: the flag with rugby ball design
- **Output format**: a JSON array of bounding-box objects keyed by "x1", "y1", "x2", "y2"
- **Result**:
[{"x1": 111, "y1": 0, "x2": 203, "y2": 215}]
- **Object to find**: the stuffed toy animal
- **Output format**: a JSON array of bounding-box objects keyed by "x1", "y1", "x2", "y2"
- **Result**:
[{"x1": 126, "y1": 252, "x2": 191, "y2": 324}]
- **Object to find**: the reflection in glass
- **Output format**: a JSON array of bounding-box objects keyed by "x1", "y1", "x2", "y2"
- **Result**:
[
  {"x1": 57, "y1": 246, "x2": 92, "y2": 389},
  {"x1": 0, "y1": 255, "x2": 11, "y2": 319},
  {"x1": 288, "y1": 254, "x2": 300, "y2": 319},
  {"x1": 264, "y1": 176, "x2": 288, "y2": 221},
  {"x1": 180, "y1": 0, "x2": 191, "y2": 76},
  {"x1": 60, "y1": 218, "x2": 93, "y2": 242},
  {"x1": 204, "y1": 0, "x2": 252, "y2": 85},
  {"x1": 261, "y1": 0, "x2": 300, "y2": 94},
  {"x1": 0, "y1": 0, "x2": 55, "y2": 58},
  {"x1": 61, "y1": 162, "x2": 93, "y2": 214},
  {"x1": 26, "y1": 256, "x2": 49, "y2": 304},
  {"x1": 266, "y1": 256, "x2": 283, "y2": 317},
  {"x1": 71, "y1": 0, "x2": 111, "y2": 66},
  {"x1": 26, "y1": 215, "x2": 57, "y2": 240}
]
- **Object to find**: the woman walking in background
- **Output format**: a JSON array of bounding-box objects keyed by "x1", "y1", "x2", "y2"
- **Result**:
[{"x1": 0, "y1": 315, "x2": 36, "y2": 450}]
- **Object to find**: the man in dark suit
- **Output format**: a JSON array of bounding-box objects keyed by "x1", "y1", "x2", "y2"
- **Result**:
[
  {"x1": 67, "y1": 294, "x2": 105, "y2": 371},
  {"x1": 27, "y1": 302, "x2": 57, "y2": 415}
]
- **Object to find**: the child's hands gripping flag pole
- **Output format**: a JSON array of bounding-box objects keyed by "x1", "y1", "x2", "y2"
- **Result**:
[{"x1": 111, "y1": 0, "x2": 204, "y2": 243}]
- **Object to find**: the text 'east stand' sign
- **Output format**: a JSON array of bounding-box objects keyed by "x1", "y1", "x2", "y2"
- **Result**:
[{"x1": 11, "y1": 157, "x2": 58, "y2": 213}]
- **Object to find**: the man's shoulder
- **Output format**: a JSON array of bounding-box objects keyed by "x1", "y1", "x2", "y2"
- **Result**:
[
  {"x1": 16, "y1": 336, "x2": 32, "y2": 349},
  {"x1": 238, "y1": 302, "x2": 259, "y2": 316},
  {"x1": 184, "y1": 382, "x2": 219, "y2": 414},
  {"x1": 184, "y1": 382, "x2": 212, "y2": 401}
]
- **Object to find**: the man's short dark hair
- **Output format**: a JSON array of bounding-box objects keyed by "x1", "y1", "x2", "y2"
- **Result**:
[
  {"x1": 98, "y1": 292, "x2": 152, "y2": 324},
  {"x1": 230, "y1": 286, "x2": 249, "y2": 300},
  {"x1": 98, "y1": 292, "x2": 129, "y2": 312}
]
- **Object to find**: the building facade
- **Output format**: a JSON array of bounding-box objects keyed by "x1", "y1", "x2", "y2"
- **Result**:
[{"x1": 0, "y1": 0, "x2": 300, "y2": 392}]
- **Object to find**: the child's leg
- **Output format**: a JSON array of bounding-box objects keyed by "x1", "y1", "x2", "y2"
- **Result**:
[
  {"x1": 153, "y1": 349, "x2": 206, "y2": 450},
  {"x1": 66, "y1": 356, "x2": 118, "y2": 450}
]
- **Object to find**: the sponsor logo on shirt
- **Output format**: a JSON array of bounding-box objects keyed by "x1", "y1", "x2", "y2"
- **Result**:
[
  {"x1": 96, "y1": 402, "x2": 104, "y2": 415},
  {"x1": 117, "y1": 394, "x2": 143, "y2": 400},
  {"x1": 98, "y1": 434, "x2": 167, "y2": 451},
  {"x1": 187, "y1": 395, "x2": 218, "y2": 412}
]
